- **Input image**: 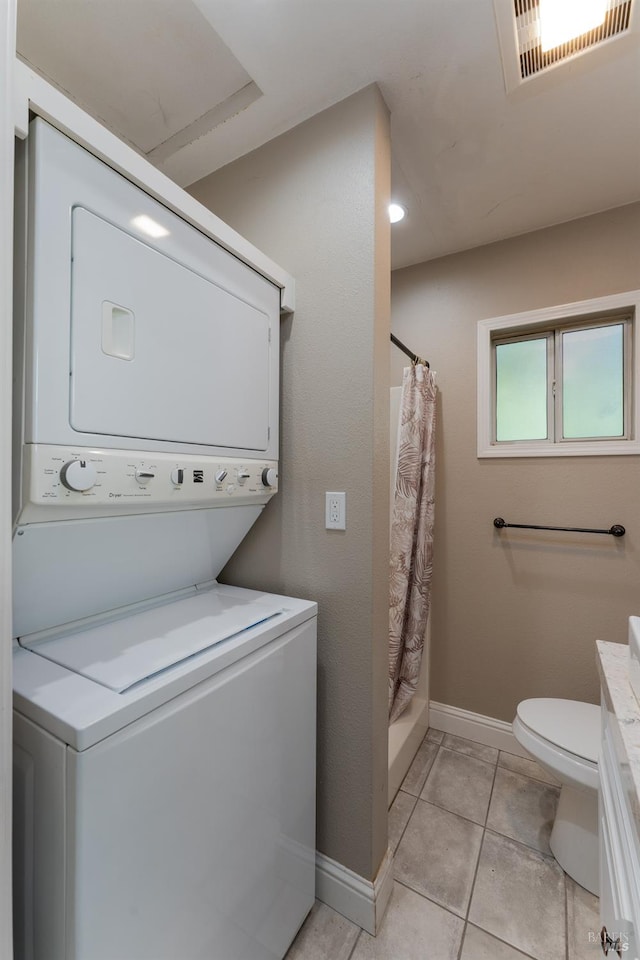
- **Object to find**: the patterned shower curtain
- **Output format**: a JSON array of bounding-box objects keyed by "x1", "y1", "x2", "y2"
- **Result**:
[{"x1": 389, "y1": 363, "x2": 437, "y2": 724}]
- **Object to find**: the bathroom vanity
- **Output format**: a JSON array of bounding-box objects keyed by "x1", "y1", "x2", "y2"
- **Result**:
[{"x1": 597, "y1": 639, "x2": 640, "y2": 959}]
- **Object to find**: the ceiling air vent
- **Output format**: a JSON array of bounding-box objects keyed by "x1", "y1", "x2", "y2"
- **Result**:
[
  {"x1": 494, "y1": 0, "x2": 638, "y2": 91},
  {"x1": 517, "y1": 0, "x2": 632, "y2": 78}
]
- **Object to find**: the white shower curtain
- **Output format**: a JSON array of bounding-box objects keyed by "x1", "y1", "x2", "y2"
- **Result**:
[{"x1": 389, "y1": 363, "x2": 437, "y2": 724}]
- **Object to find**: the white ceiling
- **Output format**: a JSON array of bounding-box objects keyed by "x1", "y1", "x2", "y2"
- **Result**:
[{"x1": 16, "y1": 0, "x2": 640, "y2": 269}]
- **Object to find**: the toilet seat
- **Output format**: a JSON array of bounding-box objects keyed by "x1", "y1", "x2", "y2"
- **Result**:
[{"x1": 514, "y1": 698, "x2": 599, "y2": 793}]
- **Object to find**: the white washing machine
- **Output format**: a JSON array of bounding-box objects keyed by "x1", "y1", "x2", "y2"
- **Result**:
[
  {"x1": 13, "y1": 581, "x2": 317, "y2": 960},
  {"x1": 12, "y1": 119, "x2": 316, "y2": 960}
]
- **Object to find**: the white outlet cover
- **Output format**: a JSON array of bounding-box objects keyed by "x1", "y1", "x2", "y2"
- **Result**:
[{"x1": 325, "y1": 492, "x2": 346, "y2": 530}]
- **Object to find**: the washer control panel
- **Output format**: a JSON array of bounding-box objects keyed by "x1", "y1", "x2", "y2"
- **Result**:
[{"x1": 23, "y1": 444, "x2": 278, "y2": 513}]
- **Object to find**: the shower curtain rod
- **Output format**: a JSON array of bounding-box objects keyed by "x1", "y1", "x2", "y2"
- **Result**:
[{"x1": 390, "y1": 333, "x2": 429, "y2": 368}]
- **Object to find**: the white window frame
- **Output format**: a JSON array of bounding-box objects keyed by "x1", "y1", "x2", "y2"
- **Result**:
[{"x1": 477, "y1": 289, "x2": 640, "y2": 458}]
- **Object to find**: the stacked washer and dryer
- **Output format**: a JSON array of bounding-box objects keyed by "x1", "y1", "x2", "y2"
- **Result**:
[{"x1": 11, "y1": 119, "x2": 317, "y2": 960}]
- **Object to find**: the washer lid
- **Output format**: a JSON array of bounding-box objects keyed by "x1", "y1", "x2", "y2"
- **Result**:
[
  {"x1": 20, "y1": 588, "x2": 284, "y2": 693},
  {"x1": 516, "y1": 698, "x2": 600, "y2": 763}
]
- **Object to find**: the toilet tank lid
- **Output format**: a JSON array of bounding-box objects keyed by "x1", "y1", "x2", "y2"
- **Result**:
[{"x1": 516, "y1": 698, "x2": 600, "y2": 763}]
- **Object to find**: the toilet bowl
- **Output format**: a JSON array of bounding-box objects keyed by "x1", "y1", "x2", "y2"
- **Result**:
[{"x1": 513, "y1": 698, "x2": 600, "y2": 895}]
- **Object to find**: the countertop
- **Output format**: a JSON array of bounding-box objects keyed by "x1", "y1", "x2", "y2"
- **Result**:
[{"x1": 597, "y1": 639, "x2": 640, "y2": 828}]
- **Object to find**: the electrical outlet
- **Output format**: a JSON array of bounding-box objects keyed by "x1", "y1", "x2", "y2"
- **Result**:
[{"x1": 325, "y1": 492, "x2": 346, "y2": 530}]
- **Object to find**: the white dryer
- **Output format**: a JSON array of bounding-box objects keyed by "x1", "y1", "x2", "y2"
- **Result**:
[{"x1": 12, "y1": 119, "x2": 316, "y2": 960}]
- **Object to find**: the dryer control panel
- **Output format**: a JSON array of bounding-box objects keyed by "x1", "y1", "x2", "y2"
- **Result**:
[{"x1": 19, "y1": 444, "x2": 278, "y2": 523}]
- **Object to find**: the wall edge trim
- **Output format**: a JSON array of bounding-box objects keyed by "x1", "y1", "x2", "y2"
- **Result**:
[{"x1": 315, "y1": 846, "x2": 394, "y2": 935}]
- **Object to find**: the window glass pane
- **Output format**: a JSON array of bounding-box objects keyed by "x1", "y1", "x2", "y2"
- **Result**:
[
  {"x1": 495, "y1": 338, "x2": 548, "y2": 441},
  {"x1": 562, "y1": 324, "x2": 624, "y2": 438}
]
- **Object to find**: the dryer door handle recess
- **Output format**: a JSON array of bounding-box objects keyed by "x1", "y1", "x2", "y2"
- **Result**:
[{"x1": 101, "y1": 301, "x2": 135, "y2": 361}]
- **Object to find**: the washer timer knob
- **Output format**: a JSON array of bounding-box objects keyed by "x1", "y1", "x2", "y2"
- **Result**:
[
  {"x1": 215, "y1": 470, "x2": 228, "y2": 484},
  {"x1": 262, "y1": 468, "x2": 278, "y2": 488},
  {"x1": 60, "y1": 459, "x2": 97, "y2": 492}
]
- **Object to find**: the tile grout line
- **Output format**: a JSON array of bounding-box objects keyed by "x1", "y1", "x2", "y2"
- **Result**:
[
  {"x1": 498, "y1": 757, "x2": 559, "y2": 788},
  {"x1": 392, "y1": 731, "x2": 558, "y2": 960},
  {"x1": 395, "y1": 735, "x2": 440, "y2": 801},
  {"x1": 464, "y1": 829, "x2": 488, "y2": 928},
  {"x1": 393, "y1": 876, "x2": 542, "y2": 960},
  {"x1": 455, "y1": 752, "x2": 495, "y2": 960},
  {"x1": 409, "y1": 732, "x2": 501, "y2": 831},
  {"x1": 397, "y1": 731, "x2": 563, "y2": 951},
  {"x1": 483, "y1": 825, "x2": 560, "y2": 862},
  {"x1": 396, "y1": 730, "x2": 498, "y2": 960},
  {"x1": 440, "y1": 736, "x2": 499, "y2": 766},
  {"x1": 389, "y1": 789, "x2": 419, "y2": 858},
  {"x1": 456, "y1": 920, "x2": 468, "y2": 960},
  {"x1": 291, "y1": 731, "x2": 578, "y2": 959},
  {"x1": 345, "y1": 927, "x2": 362, "y2": 960},
  {"x1": 463, "y1": 754, "x2": 500, "y2": 920},
  {"x1": 411, "y1": 794, "x2": 490, "y2": 832},
  {"x1": 481, "y1": 750, "x2": 500, "y2": 835},
  {"x1": 460, "y1": 753, "x2": 548, "y2": 960},
  {"x1": 494, "y1": 764, "x2": 562, "y2": 796},
  {"x1": 435, "y1": 744, "x2": 498, "y2": 768},
  {"x1": 394, "y1": 875, "x2": 468, "y2": 922},
  {"x1": 376, "y1": 734, "x2": 441, "y2": 954},
  {"x1": 390, "y1": 729, "x2": 437, "y2": 850},
  {"x1": 465, "y1": 921, "x2": 540, "y2": 960},
  {"x1": 410, "y1": 737, "x2": 442, "y2": 800},
  {"x1": 390, "y1": 731, "x2": 567, "y2": 960}
]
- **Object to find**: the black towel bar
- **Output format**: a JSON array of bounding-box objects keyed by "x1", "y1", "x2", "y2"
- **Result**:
[{"x1": 493, "y1": 518, "x2": 625, "y2": 538}]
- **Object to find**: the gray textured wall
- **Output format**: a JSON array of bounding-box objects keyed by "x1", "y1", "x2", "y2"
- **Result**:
[
  {"x1": 189, "y1": 86, "x2": 391, "y2": 881},
  {"x1": 391, "y1": 202, "x2": 640, "y2": 722}
]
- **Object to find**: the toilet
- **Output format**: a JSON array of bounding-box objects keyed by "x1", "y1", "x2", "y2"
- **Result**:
[{"x1": 513, "y1": 698, "x2": 600, "y2": 895}]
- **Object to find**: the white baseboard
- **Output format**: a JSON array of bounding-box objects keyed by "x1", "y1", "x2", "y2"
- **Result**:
[
  {"x1": 429, "y1": 700, "x2": 529, "y2": 759},
  {"x1": 315, "y1": 846, "x2": 394, "y2": 935}
]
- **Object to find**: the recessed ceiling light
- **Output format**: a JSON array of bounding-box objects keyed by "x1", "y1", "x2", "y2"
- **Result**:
[
  {"x1": 539, "y1": 0, "x2": 608, "y2": 52},
  {"x1": 389, "y1": 203, "x2": 406, "y2": 224},
  {"x1": 131, "y1": 214, "x2": 170, "y2": 239}
]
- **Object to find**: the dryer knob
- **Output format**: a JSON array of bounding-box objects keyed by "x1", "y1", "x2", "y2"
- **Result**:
[
  {"x1": 262, "y1": 468, "x2": 278, "y2": 488},
  {"x1": 215, "y1": 470, "x2": 228, "y2": 484},
  {"x1": 60, "y1": 459, "x2": 97, "y2": 492},
  {"x1": 135, "y1": 469, "x2": 155, "y2": 485}
]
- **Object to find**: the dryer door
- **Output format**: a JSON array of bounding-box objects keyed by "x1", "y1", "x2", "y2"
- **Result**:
[{"x1": 70, "y1": 208, "x2": 271, "y2": 451}]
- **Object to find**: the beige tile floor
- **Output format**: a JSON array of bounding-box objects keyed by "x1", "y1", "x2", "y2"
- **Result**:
[{"x1": 285, "y1": 729, "x2": 601, "y2": 960}]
